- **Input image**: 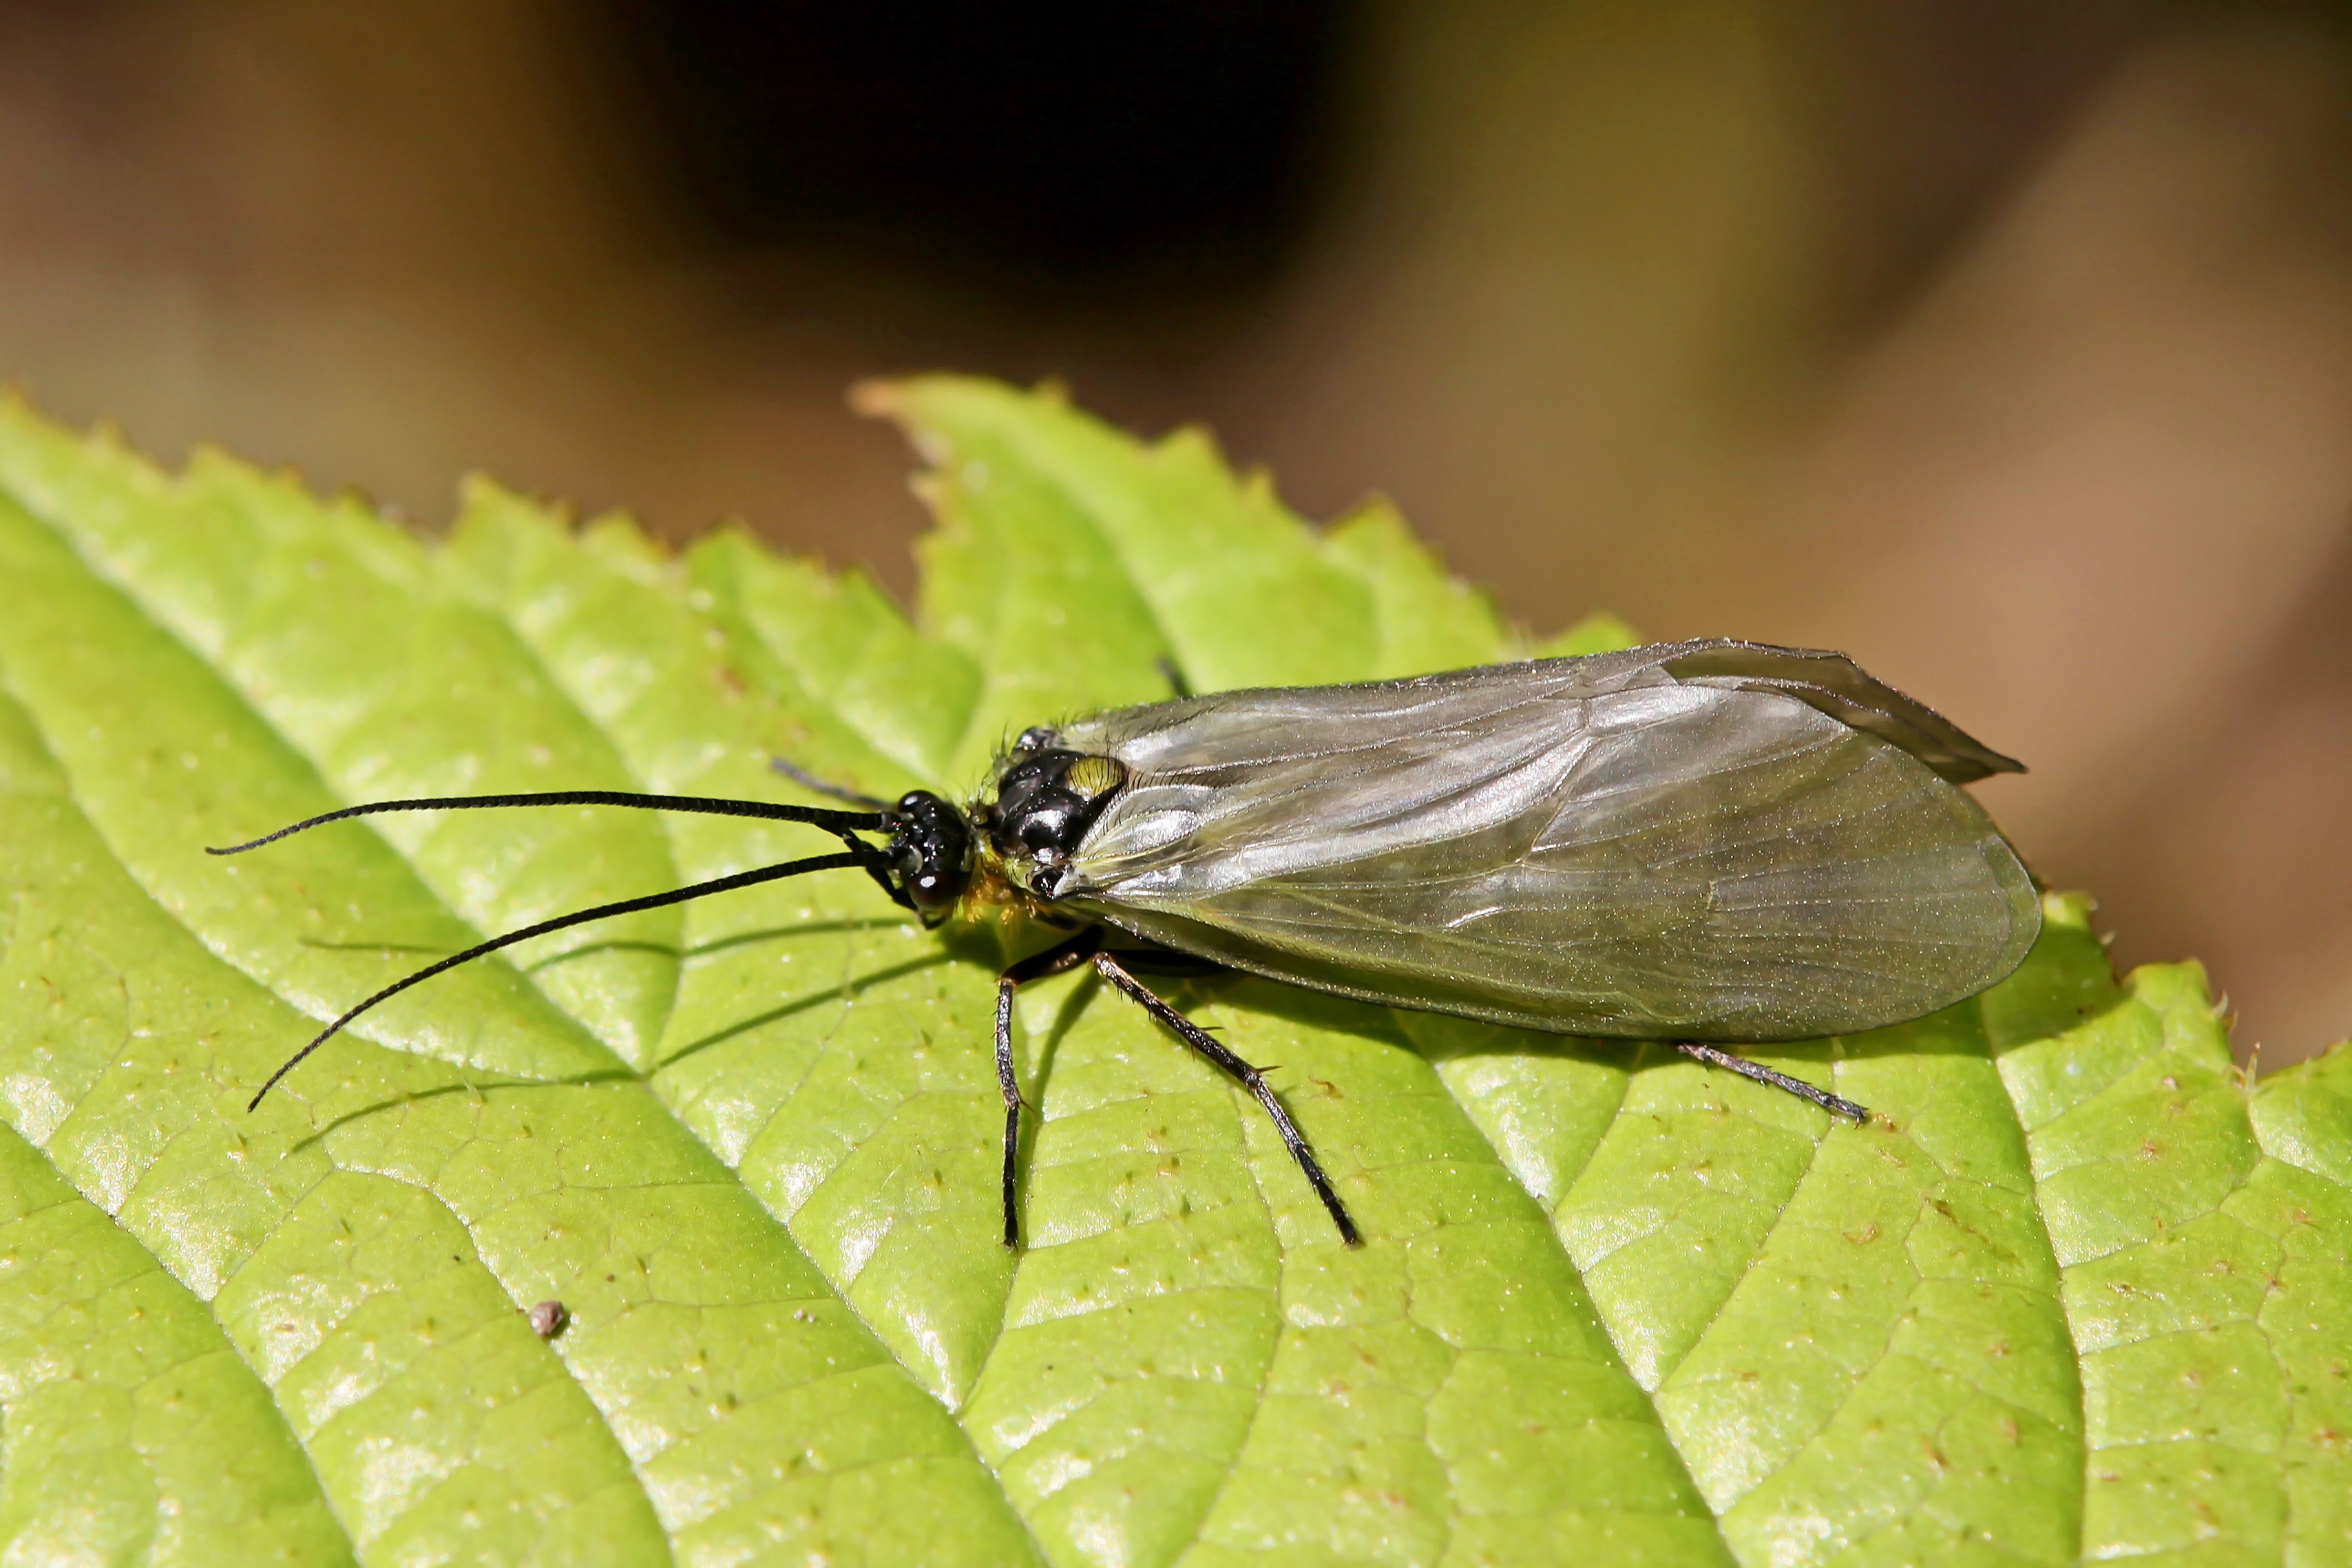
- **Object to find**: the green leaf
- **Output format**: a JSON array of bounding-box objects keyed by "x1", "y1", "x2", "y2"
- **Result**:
[{"x1": 0, "y1": 376, "x2": 2344, "y2": 1567}]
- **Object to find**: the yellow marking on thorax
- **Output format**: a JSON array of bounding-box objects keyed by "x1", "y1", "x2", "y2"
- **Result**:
[{"x1": 1064, "y1": 753, "x2": 1127, "y2": 798}]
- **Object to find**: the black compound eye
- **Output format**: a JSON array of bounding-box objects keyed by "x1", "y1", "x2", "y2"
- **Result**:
[
  {"x1": 889, "y1": 789, "x2": 972, "y2": 915},
  {"x1": 1015, "y1": 726, "x2": 1059, "y2": 753}
]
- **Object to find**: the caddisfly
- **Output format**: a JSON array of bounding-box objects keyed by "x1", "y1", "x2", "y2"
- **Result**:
[{"x1": 217, "y1": 639, "x2": 2040, "y2": 1249}]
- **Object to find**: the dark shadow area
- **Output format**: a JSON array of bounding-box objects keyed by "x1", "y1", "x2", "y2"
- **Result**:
[
  {"x1": 523, "y1": 938, "x2": 682, "y2": 972},
  {"x1": 1031, "y1": 968, "x2": 1101, "y2": 1098},
  {"x1": 588, "y1": 0, "x2": 1364, "y2": 303},
  {"x1": 301, "y1": 933, "x2": 684, "y2": 972},
  {"x1": 655, "y1": 951, "x2": 953, "y2": 1069},
  {"x1": 289, "y1": 1068, "x2": 642, "y2": 1153},
  {"x1": 679, "y1": 915, "x2": 916, "y2": 962},
  {"x1": 1199, "y1": 969, "x2": 1417, "y2": 1052},
  {"x1": 298, "y1": 936, "x2": 460, "y2": 958}
]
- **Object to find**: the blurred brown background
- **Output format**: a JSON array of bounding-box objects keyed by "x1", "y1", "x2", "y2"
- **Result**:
[{"x1": 3, "y1": 1, "x2": 2347, "y2": 1065}]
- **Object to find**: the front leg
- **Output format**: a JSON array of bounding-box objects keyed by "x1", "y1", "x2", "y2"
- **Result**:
[{"x1": 994, "y1": 926, "x2": 1105, "y2": 1248}]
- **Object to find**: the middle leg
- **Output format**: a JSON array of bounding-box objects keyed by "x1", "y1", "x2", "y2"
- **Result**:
[{"x1": 1092, "y1": 950, "x2": 1363, "y2": 1246}]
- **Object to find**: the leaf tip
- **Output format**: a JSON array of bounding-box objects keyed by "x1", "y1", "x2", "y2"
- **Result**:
[
  {"x1": 848, "y1": 376, "x2": 901, "y2": 419},
  {"x1": 2041, "y1": 890, "x2": 2097, "y2": 934}
]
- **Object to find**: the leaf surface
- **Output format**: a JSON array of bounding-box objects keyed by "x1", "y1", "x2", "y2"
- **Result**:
[{"x1": 0, "y1": 379, "x2": 2345, "y2": 1567}]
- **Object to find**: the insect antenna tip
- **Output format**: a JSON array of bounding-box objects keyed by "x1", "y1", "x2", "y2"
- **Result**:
[{"x1": 206, "y1": 831, "x2": 281, "y2": 856}]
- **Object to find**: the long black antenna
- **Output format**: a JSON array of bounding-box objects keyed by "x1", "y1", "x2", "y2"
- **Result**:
[
  {"x1": 207, "y1": 790, "x2": 886, "y2": 856},
  {"x1": 247, "y1": 849, "x2": 866, "y2": 1110}
]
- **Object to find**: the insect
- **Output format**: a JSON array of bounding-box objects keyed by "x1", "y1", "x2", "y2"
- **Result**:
[{"x1": 216, "y1": 639, "x2": 2040, "y2": 1250}]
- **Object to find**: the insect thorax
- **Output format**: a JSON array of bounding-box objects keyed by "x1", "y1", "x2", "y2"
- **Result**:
[{"x1": 970, "y1": 731, "x2": 1129, "y2": 900}]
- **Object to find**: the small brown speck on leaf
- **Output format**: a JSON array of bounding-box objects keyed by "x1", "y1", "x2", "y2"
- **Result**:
[{"x1": 529, "y1": 1300, "x2": 569, "y2": 1339}]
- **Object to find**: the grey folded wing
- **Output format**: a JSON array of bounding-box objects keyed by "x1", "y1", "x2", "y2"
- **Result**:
[{"x1": 1052, "y1": 640, "x2": 2040, "y2": 1041}]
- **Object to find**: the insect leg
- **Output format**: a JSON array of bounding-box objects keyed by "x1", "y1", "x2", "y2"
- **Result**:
[
  {"x1": 839, "y1": 836, "x2": 916, "y2": 912},
  {"x1": 1674, "y1": 1042, "x2": 1870, "y2": 1124},
  {"x1": 1092, "y1": 951, "x2": 1362, "y2": 1247},
  {"x1": 994, "y1": 927, "x2": 1106, "y2": 1249},
  {"x1": 1155, "y1": 656, "x2": 1193, "y2": 700},
  {"x1": 1103, "y1": 947, "x2": 1225, "y2": 979}
]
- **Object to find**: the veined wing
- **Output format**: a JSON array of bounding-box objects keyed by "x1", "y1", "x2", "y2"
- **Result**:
[{"x1": 1054, "y1": 641, "x2": 2040, "y2": 1041}]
